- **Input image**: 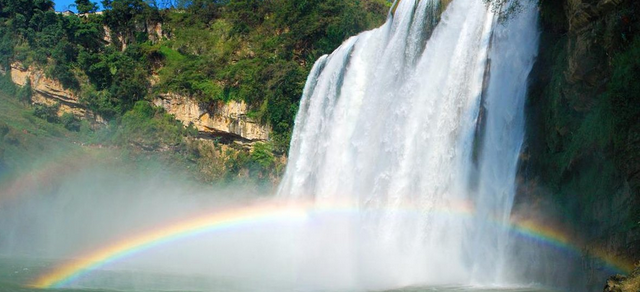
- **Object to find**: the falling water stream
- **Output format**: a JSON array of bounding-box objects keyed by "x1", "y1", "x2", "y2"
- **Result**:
[
  {"x1": 278, "y1": 0, "x2": 540, "y2": 287},
  {"x1": 0, "y1": 0, "x2": 547, "y2": 291}
]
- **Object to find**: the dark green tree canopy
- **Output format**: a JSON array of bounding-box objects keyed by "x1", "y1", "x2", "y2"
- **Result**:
[
  {"x1": 75, "y1": 0, "x2": 98, "y2": 14},
  {"x1": 0, "y1": 0, "x2": 389, "y2": 150}
]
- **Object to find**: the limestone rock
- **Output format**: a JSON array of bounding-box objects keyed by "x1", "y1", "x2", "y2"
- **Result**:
[
  {"x1": 147, "y1": 21, "x2": 164, "y2": 43},
  {"x1": 153, "y1": 93, "x2": 270, "y2": 143},
  {"x1": 10, "y1": 63, "x2": 105, "y2": 125}
]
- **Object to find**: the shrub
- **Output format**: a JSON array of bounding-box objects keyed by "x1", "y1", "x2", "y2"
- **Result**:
[
  {"x1": 82, "y1": 90, "x2": 121, "y2": 120},
  {"x1": 47, "y1": 63, "x2": 80, "y2": 90},
  {"x1": 251, "y1": 142, "x2": 275, "y2": 169},
  {"x1": 0, "y1": 73, "x2": 16, "y2": 96},
  {"x1": 115, "y1": 101, "x2": 186, "y2": 149},
  {"x1": 3, "y1": 128, "x2": 22, "y2": 146},
  {"x1": 33, "y1": 103, "x2": 60, "y2": 123},
  {"x1": 16, "y1": 79, "x2": 32, "y2": 104},
  {"x1": 0, "y1": 121, "x2": 9, "y2": 138},
  {"x1": 60, "y1": 113, "x2": 81, "y2": 131}
]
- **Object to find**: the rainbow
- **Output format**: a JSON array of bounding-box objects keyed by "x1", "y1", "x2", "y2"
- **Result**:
[
  {"x1": 31, "y1": 200, "x2": 635, "y2": 289},
  {"x1": 0, "y1": 148, "x2": 88, "y2": 203},
  {"x1": 31, "y1": 202, "x2": 311, "y2": 289},
  {"x1": 0, "y1": 145, "x2": 119, "y2": 205},
  {"x1": 509, "y1": 219, "x2": 635, "y2": 275}
]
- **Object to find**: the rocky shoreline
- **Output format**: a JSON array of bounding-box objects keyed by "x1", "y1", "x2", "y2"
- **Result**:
[{"x1": 604, "y1": 265, "x2": 639, "y2": 291}]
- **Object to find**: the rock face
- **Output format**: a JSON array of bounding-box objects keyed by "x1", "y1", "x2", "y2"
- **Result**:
[
  {"x1": 98, "y1": 13, "x2": 164, "y2": 50},
  {"x1": 10, "y1": 63, "x2": 105, "y2": 125},
  {"x1": 604, "y1": 266, "x2": 640, "y2": 292},
  {"x1": 565, "y1": 0, "x2": 629, "y2": 86},
  {"x1": 9, "y1": 63, "x2": 268, "y2": 143},
  {"x1": 568, "y1": 0, "x2": 627, "y2": 32},
  {"x1": 153, "y1": 93, "x2": 270, "y2": 143},
  {"x1": 522, "y1": 0, "x2": 639, "y2": 290}
]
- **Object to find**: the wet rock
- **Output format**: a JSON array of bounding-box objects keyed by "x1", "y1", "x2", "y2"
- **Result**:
[
  {"x1": 568, "y1": 0, "x2": 628, "y2": 32},
  {"x1": 604, "y1": 265, "x2": 640, "y2": 292},
  {"x1": 604, "y1": 274, "x2": 627, "y2": 292}
]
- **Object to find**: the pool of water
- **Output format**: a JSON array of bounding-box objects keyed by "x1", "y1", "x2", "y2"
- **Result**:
[
  {"x1": 386, "y1": 287, "x2": 552, "y2": 292},
  {"x1": 0, "y1": 257, "x2": 555, "y2": 292},
  {"x1": 0, "y1": 284, "x2": 556, "y2": 292}
]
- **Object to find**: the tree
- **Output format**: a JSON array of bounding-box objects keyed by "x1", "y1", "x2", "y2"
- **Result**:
[
  {"x1": 33, "y1": 103, "x2": 60, "y2": 123},
  {"x1": 102, "y1": 0, "x2": 160, "y2": 46},
  {"x1": 227, "y1": 0, "x2": 272, "y2": 34},
  {"x1": 75, "y1": 0, "x2": 98, "y2": 14},
  {"x1": 17, "y1": 79, "x2": 32, "y2": 104},
  {"x1": 60, "y1": 113, "x2": 81, "y2": 131}
]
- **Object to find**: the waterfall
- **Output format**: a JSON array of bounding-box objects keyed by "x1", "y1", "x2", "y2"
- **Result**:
[{"x1": 278, "y1": 0, "x2": 540, "y2": 288}]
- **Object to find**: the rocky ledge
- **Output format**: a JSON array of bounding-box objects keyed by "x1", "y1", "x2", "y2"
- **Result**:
[
  {"x1": 153, "y1": 93, "x2": 270, "y2": 144},
  {"x1": 604, "y1": 265, "x2": 639, "y2": 291},
  {"x1": 10, "y1": 63, "x2": 105, "y2": 125}
]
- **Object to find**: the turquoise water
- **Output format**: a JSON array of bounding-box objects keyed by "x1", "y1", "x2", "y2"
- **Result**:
[
  {"x1": 388, "y1": 288, "x2": 550, "y2": 292},
  {"x1": 0, "y1": 257, "x2": 554, "y2": 292}
]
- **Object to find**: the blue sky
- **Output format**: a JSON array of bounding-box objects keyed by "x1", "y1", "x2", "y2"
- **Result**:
[
  {"x1": 54, "y1": 0, "x2": 103, "y2": 12},
  {"x1": 54, "y1": 0, "x2": 78, "y2": 12}
]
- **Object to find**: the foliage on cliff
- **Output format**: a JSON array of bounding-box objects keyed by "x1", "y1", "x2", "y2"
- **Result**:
[
  {"x1": 525, "y1": 0, "x2": 640, "y2": 263},
  {"x1": 0, "y1": 0, "x2": 389, "y2": 152},
  {"x1": 0, "y1": 0, "x2": 388, "y2": 184}
]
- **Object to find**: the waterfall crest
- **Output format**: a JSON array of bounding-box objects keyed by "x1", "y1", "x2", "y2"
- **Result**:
[{"x1": 278, "y1": 0, "x2": 540, "y2": 288}]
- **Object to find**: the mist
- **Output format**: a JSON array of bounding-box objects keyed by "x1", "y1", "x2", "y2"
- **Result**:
[
  {"x1": 0, "y1": 0, "x2": 623, "y2": 291},
  {"x1": 0, "y1": 152, "x2": 472, "y2": 292},
  {"x1": 0, "y1": 158, "x2": 256, "y2": 290}
]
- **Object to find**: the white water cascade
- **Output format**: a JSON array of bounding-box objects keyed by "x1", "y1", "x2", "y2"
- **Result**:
[{"x1": 278, "y1": 0, "x2": 540, "y2": 289}]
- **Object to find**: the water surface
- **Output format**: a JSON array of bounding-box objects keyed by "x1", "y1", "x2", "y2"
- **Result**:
[{"x1": 0, "y1": 257, "x2": 555, "y2": 292}]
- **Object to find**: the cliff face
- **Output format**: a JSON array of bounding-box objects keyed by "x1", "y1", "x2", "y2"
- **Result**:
[
  {"x1": 521, "y1": 0, "x2": 639, "y2": 281},
  {"x1": 10, "y1": 63, "x2": 105, "y2": 125},
  {"x1": 9, "y1": 62, "x2": 269, "y2": 145},
  {"x1": 567, "y1": 0, "x2": 626, "y2": 32},
  {"x1": 604, "y1": 266, "x2": 640, "y2": 292},
  {"x1": 153, "y1": 93, "x2": 270, "y2": 144},
  {"x1": 115, "y1": 22, "x2": 166, "y2": 50}
]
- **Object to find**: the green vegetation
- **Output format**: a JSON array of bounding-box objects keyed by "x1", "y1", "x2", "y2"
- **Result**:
[
  {"x1": 16, "y1": 79, "x2": 31, "y2": 104},
  {"x1": 0, "y1": 0, "x2": 388, "y2": 152},
  {"x1": 532, "y1": 2, "x2": 639, "y2": 210},
  {"x1": 0, "y1": 89, "x2": 82, "y2": 177},
  {"x1": 75, "y1": 0, "x2": 98, "y2": 14},
  {"x1": 607, "y1": 38, "x2": 640, "y2": 175},
  {"x1": 154, "y1": 0, "x2": 390, "y2": 150},
  {"x1": 33, "y1": 103, "x2": 60, "y2": 123},
  {"x1": 0, "y1": 85, "x2": 265, "y2": 187},
  {"x1": 525, "y1": 0, "x2": 640, "y2": 262},
  {"x1": 0, "y1": 0, "x2": 389, "y2": 183},
  {"x1": 60, "y1": 112, "x2": 81, "y2": 131},
  {"x1": 113, "y1": 100, "x2": 188, "y2": 149}
]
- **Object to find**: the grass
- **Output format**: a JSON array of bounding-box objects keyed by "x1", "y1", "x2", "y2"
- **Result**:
[
  {"x1": 0, "y1": 87, "x2": 280, "y2": 187},
  {"x1": 0, "y1": 88, "x2": 81, "y2": 171},
  {"x1": 0, "y1": 88, "x2": 193, "y2": 185}
]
